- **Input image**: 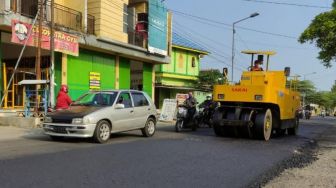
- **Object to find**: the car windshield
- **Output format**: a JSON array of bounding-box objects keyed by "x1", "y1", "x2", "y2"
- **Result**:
[{"x1": 72, "y1": 92, "x2": 118, "y2": 106}]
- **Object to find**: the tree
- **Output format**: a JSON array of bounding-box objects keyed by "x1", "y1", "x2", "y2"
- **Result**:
[
  {"x1": 198, "y1": 69, "x2": 224, "y2": 89},
  {"x1": 297, "y1": 80, "x2": 316, "y2": 104},
  {"x1": 299, "y1": 0, "x2": 336, "y2": 67},
  {"x1": 331, "y1": 81, "x2": 336, "y2": 93}
]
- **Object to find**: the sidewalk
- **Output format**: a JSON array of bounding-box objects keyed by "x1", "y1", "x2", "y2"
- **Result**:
[
  {"x1": 0, "y1": 126, "x2": 43, "y2": 141},
  {"x1": 264, "y1": 121, "x2": 336, "y2": 188}
]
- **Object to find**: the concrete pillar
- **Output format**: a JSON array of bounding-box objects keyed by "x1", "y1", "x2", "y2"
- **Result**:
[
  {"x1": 115, "y1": 56, "x2": 119, "y2": 89},
  {"x1": 0, "y1": 38, "x2": 2, "y2": 102},
  {"x1": 61, "y1": 53, "x2": 67, "y2": 85},
  {"x1": 84, "y1": 0, "x2": 87, "y2": 33},
  {"x1": 152, "y1": 64, "x2": 155, "y2": 101},
  {"x1": 4, "y1": 0, "x2": 11, "y2": 11}
]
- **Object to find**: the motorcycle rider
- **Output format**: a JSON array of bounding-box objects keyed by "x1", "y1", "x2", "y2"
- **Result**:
[
  {"x1": 199, "y1": 95, "x2": 212, "y2": 109},
  {"x1": 183, "y1": 92, "x2": 197, "y2": 122},
  {"x1": 199, "y1": 95, "x2": 217, "y2": 126}
]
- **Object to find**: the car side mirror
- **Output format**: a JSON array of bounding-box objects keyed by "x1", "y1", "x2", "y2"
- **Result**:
[{"x1": 115, "y1": 103, "x2": 125, "y2": 109}]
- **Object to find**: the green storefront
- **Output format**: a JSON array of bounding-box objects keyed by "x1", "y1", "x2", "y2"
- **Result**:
[
  {"x1": 58, "y1": 49, "x2": 154, "y2": 101},
  {"x1": 155, "y1": 33, "x2": 209, "y2": 109},
  {"x1": 66, "y1": 49, "x2": 116, "y2": 99}
]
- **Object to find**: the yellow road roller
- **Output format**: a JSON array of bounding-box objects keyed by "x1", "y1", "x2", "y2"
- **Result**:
[{"x1": 212, "y1": 50, "x2": 300, "y2": 141}]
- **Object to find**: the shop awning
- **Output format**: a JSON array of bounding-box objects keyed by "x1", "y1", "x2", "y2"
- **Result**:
[
  {"x1": 18, "y1": 80, "x2": 49, "y2": 85},
  {"x1": 155, "y1": 84, "x2": 211, "y2": 92}
]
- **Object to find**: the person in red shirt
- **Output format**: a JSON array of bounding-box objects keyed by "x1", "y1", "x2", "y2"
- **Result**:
[
  {"x1": 251, "y1": 59, "x2": 264, "y2": 71},
  {"x1": 55, "y1": 85, "x2": 72, "y2": 110}
]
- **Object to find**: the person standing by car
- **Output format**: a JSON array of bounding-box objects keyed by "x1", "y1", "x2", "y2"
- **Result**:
[
  {"x1": 183, "y1": 92, "x2": 197, "y2": 122},
  {"x1": 55, "y1": 85, "x2": 72, "y2": 110}
]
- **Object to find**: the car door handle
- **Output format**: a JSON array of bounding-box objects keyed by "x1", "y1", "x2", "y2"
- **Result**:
[
  {"x1": 130, "y1": 110, "x2": 134, "y2": 113},
  {"x1": 147, "y1": 108, "x2": 151, "y2": 111}
]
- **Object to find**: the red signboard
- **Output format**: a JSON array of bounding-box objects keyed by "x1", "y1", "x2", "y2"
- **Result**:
[
  {"x1": 231, "y1": 88, "x2": 248, "y2": 92},
  {"x1": 11, "y1": 19, "x2": 79, "y2": 56}
]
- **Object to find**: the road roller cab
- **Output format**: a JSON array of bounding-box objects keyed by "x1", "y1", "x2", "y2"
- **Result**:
[{"x1": 212, "y1": 50, "x2": 300, "y2": 141}]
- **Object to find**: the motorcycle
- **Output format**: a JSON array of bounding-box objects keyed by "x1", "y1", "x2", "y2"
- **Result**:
[
  {"x1": 305, "y1": 110, "x2": 311, "y2": 120},
  {"x1": 197, "y1": 107, "x2": 213, "y2": 128},
  {"x1": 175, "y1": 105, "x2": 198, "y2": 132}
]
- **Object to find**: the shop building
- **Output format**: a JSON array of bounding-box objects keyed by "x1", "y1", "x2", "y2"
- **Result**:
[
  {"x1": 155, "y1": 33, "x2": 209, "y2": 109},
  {"x1": 0, "y1": 0, "x2": 171, "y2": 109}
]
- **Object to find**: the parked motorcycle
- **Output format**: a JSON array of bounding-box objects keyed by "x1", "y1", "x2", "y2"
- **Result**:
[{"x1": 175, "y1": 105, "x2": 198, "y2": 132}]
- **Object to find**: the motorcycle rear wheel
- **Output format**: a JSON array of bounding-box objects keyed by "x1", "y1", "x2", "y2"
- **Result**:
[{"x1": 175, "y1": 120, "x2": 183, "y2": 132}]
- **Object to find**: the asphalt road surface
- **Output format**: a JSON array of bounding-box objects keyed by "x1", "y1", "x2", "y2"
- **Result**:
[{"x1": 0, "y1": 116, "x2": 334, "y2": 188}]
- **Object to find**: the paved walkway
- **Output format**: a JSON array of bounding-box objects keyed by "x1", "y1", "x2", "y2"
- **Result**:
[{"x1": 0, "y1": 126, "x2": 43, "y2": 141}]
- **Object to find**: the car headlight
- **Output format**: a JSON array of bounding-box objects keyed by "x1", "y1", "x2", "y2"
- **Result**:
[
  {"x1": 72, "y1": 117, "x2": 91, "y2": 124},
  {"x1": 44, "y1": 116, "x2": 52, "y2": 123},
  {"x1": 72, "y1": 118, "x2": 84, "y2": 124},
  {"x1": 83, "y1": 116, "x2": 91, "y2": 124}
]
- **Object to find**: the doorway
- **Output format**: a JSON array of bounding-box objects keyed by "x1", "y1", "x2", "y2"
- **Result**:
[{"x1": 130, "y1": 60, "x2": 143, "y2": 91}]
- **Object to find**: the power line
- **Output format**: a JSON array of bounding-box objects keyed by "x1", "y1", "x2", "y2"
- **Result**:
[
  {"x1": 237, "y1": 26, "x2": 297, "y2": 39},
  {"x1": 243, "y1": 0, "x2": 332, "y2": 9},
  {"x1": 207, "y1": 55, "x2": 245, "y2": 72},
  {"x1": 239, "y1": 39, "x2": 314, "y2": 50},
  {"x1": 236, "y1": 33, "x2": 250, "y2": 50},
  {"x1": 172, "y1": 9, "x2": 297, "y2": 39},
  {"x1": 173, "y1": 30, "x2": 246, "y2": 71},
  {"x1": 173, "y1": 21, "x2": 231, "y2": 56},
  {"x1": 173, "y1": 25, "x2": 248, "y2": 69},
  {"x1": 174, "y1": 16, "x2": 313, "y2": 51},
  {"x1": 174, "y1": 20, "x2": 250, "y2": 69}
]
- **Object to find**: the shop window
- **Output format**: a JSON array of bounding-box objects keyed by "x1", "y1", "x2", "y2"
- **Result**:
[
  {"x1": 191, "y1": 57, "x2": 196, "y2": 67},
  {"x1": 178, "y1": 54, "x2": 184, "y2": 68},
  {"x1": 123, "y1": 4, "x2": 128, "y2": 33}
]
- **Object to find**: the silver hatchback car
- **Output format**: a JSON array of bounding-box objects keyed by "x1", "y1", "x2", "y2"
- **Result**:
[{"x1": 43, "y1": 90, "x2": 157, "y2": 143}]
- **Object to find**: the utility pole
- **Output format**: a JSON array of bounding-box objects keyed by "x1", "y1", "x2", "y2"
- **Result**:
[
  {"x1": 50, "y1": 0, "x2": 55, "y2": 107},
  {"x1": 84, "y1": 0, "x2": 88, "y2": 33},
  {"x1": 35, "y1": 0, "x2": 43, "y2": 113},
  {"x1": 231, "y1": 13, "x2": 259, "y2": 82}
]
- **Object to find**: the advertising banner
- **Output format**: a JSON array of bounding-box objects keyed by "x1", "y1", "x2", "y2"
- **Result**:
[
  {"x1": 89, "y1": 72, "x2": 101, "y2": 90},
  {"x1": 176, "y1": 93, "x2": 188, "y2": 106},
  {"x1": 11, "y1": 19, "x2": 79, "y2": 56},
  {"x1": 148, "y1": 0, "x2": 167, "y2": 56},
  {"x1": 159, "y1": 99, "x2": 177, "y2": 122}
]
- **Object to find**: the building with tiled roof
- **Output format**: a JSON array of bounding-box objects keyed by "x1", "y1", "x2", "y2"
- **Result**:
[{"x1": 155, "y1": 32, "x2": 210, "y2": 109}]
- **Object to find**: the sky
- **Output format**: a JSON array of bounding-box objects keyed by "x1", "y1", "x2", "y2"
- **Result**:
[{"x1": 165, "y1": 0, "x2": 336, "y2": 91}]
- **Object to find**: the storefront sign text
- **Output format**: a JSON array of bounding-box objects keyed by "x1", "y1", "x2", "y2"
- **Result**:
[{"x1": 11, "y1": 19, "x2": 79, "y2": 56}]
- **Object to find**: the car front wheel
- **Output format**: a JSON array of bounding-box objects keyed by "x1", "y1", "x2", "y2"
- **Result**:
[
  {"x1": 93, "y1": 120, "x2": 111, "y2": 143},
  {"x1": 141, "y1": 118, "x2": 156, "y2": 137}
]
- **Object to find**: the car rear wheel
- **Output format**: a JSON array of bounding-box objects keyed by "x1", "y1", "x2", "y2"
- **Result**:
[
  {"x1": 142, "y1": 118, "x2": 156, "y2": 137},
  {"x1": 93, "y1": 120, "x2": 111, "y2": 143}
]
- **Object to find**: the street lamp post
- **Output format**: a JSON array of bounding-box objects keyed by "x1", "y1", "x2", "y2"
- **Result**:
[
  {"x1": 302, "y1": 72, "x2": 316, "y2": 114},
  {"x1": 231, "y1": 12, "x2": 259, "y2": 82}
]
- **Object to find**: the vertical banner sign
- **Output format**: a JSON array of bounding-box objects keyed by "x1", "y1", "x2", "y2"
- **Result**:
[
  {"x1": 89, "y1": 72, "x2": 101, "y2": 90},
  {"x1": 159, "y1": 99, "x2": 177, "y2": 122},
  {"x1": 11, "y1": 20, "x2": 79, "y2": 56},
  {"x1": 148, "y1": 0, "x2": 168, "y2": 56}
]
